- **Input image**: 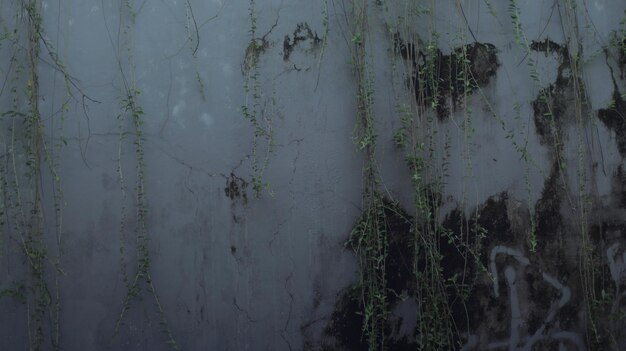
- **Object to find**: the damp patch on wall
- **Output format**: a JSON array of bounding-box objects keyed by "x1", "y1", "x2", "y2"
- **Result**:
[
  {"x1": 530, "y1": 39, "x2": 589, "y2": 151},
  {"x1": 241, "y1": 17, "x2": 279, "y2": 75},
  {"x1": 394, "y1": 34, "x2": 499, "y2": 120},
  {"x1": 316, "y1": 187, "x2": 623, "y2": 350},
  {"x1": 282, "y1": 22, "x2": 322, "y2": 63},
  {"x1": 320, "y1": 199, "x2": 417, "y2": 350},
  {"x1": 598, "y1": 88, "x2": 626, "y2": 158},
  {"x1": 224, "y1": 172, "x2": 248, "y2": 203}
]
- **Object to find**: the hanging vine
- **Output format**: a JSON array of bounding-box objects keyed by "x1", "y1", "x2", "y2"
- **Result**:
[
  {"x1": 240, "y1": 0, "x2": 278, "y2": 197},
  {"x1": 343, "y1": 1, "x2": 390, "y2": 349},
  {"x1": 110, "y1": 1, "x2": 179, "y2": 349},
  {"x1": 390, "y1": 3, "x2": 465, "y2": 348},
  {"x1": 0, "y1": 1, "x2": 76, "y2": 349}
]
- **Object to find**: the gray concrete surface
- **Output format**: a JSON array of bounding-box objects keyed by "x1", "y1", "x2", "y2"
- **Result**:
[{"x1": 1, "y1": 0, "x2": 626, "y2": 350}]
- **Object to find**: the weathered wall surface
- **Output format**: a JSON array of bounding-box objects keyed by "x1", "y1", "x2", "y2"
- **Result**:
[{"x1": 1, "y1": 0, "x2": 626, "y2": 350}]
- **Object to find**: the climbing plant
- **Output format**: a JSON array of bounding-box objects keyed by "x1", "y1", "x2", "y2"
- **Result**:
[
  {"x1": 344, "y1": 1, "x2": 390, "y2": 349},
  {"x1": 241, "y1": 0, "x2": 278, "y2": 197},
  {"x1": 3, "y1": 1, "x2": 626, "y2": 350},
  {"x1": 0, "y1": 1, "x2": 75, "y2": 349},
  {"x1": 110, "y1": 1, "x2": 179, "y2": 349}
]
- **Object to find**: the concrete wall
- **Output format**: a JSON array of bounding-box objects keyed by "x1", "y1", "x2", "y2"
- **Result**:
[{"x1": 1, "y1": 0, "x2": 626, "y2": 350}]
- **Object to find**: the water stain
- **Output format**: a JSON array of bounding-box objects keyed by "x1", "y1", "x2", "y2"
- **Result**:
[
  {"x1": 283, "y1": 22, "x2": 322, "y2": 62},
  {"x1": 530, "y1": 38, "x2": 589, "y2": 151},
  {"x1": 598, "y1": 88, "x2": 626, "y2": 158},
  {"x1": 224, "y1": 172, "x2": 248, "y2": 204},
  {"x1": 322, "y1": 198, "x2": 417, "y2": 350},
  {"x1": 394, "y1": 34, "x2": 499, "y2": 120}
]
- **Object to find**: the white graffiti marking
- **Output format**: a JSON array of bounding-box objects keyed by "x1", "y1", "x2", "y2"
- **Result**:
[
  {"x1": 490, "y1": 246, "x2": 530, "y2": 297},
  {"x1": 464, "y1": 246, "x2": 584, "y2": 350}
]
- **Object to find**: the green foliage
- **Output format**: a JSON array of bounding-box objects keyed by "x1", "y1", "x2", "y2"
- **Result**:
[
  {"x1": 346, "y1": 1, "x2": 390, "y2": 349},
  {"x1": 240, "y1": 0, "x2": 278, "y2": 198},
  {"x1": 347, "y1": 194, "x2": 389, "y2": 350}
]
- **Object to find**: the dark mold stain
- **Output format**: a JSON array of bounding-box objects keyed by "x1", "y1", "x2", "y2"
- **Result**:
[
  {"x1": 525, "y1": 264, "x2": 557, "y2": 334},
  {"x1": 534, "y1": 162, "x2": 563, "y2": 240},
  {"x1": 611, "y1": 165, "x2": 626, "y2": 208},
  {"x1": 530, "y1": 38, "x2": 590, "y2": 150},
  {"x1": 598, "y1": 88, "x2": 626, "y2": 158},
  {"x1": 343, "y1": 198, "x2": 417, "y2": 303},
  {"x1": 323, "y1": 285, "x2": 367, "y2": 350},
  {"x1": 323, "y1": 193, "x2": 520, "y2": 349},
  {"x1": 583, "y1": 221, "x2": 622, "y2": 349},
  {"x1": 458, "y1": 193, "x2": 518, "y2": 342},
  {"x1": 620, "y1": 37, "x2": 626, "y2": 79},
  {"x1": 589, "y1": 221, "x2": 626, "y2": 292},
  {"x1": 283, "y1": 22, "x2": 322, "y2": 62},
  {"x1": 319, "y1": 183, "x2": 626, "y2": 349},
  {"x1": 475, "y1": 192, "x2": 512, "y2": 243},
  {"x1": 591, "y1": 220, "x2": 626, "y2": 243},
  {"x1": 530, "y1": 38, "x2": 566, "y2": 56},
  {"x1": 381, "y1": 201, "x2": 416, "y2": 296},
  {"x1": 322, "y1": 198, "x2": 417, "y2": 350},
  {"x1": 557, "y1": 302, "x2": 579, "y2": 331},
  {"x1": 532, "y1": 81, "x2": 566, "y2": 147},
  {"x1": 224, "y1": 172, "x2": 248, "y2": 224},
  {"x1": 312, "y1": 290, "x2": 321, "y2": 310},
  {"x1": 612, "y1": 32, "x2": 626, "y2": 79},
  {"x1": 394, "y1": 33, "x2": 499, "y2": 120},
  {"x1": 224, "y1": 172, "x2": 248, "y2": 204}
]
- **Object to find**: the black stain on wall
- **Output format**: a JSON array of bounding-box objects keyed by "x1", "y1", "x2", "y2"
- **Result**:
[
  {"x1": 586, "y1": 219, "x2": 626, "y2": 349},
  {"x1": 394, "y1": 34, "x2": 499, "y2": 120},
  {"x1": 460, "y1": 193, "x2": 517, "y2": 342},
  {"x1": 534, "y1": 161, "x2": 564, "y2": 240},
  {"x1": 588, "y1": 164, "x2": 626, "y2": 342},
  {"x1": 617, "y1": 36, "x2": 626, "y2": 79},
  {"x1": 319, "y1": 184, "x2": 625, "y2": 349},
  {"x1": 530, "y1": 39, "x2": 581, "y2": 149},
  {"x1": 283, "y1": 23, "x2": 322, "y2": 62},
  {"x1": 598, "y1": 88, "x2": 626, "y2": 158},
  {"x1": 530, "y1": 38, "x2": 566, "y2": 55},
  {"x1": 321, "y1": 192, "x2": 522, "y2": 349},
  {"x1": 611, "y1": 165, "x2": 626, "y2": 208},
  {"x1": 224, "y1": 172, "x2": 248, "y2": 204},
  {"x1": 224, "y1": 172, "x2": 248, "y2": 224},
  {"x1": 321, "y1": 199, "x2": 417, "y2": 350},
  {"x1": 532, "y1": 81, "x2": 568, "y2": 146}
]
